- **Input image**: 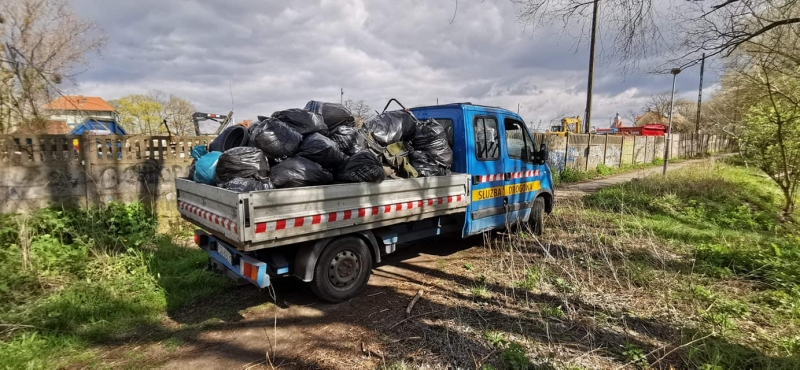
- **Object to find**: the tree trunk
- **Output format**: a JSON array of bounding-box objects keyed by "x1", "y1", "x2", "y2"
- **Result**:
[{"x1": 781, "y1": 187, "x2": 795, "y2": 215}]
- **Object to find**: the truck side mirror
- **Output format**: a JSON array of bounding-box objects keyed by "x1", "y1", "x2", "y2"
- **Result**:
[{"x1": 537, "y1": 143, "x2": 548, "y2": 164}]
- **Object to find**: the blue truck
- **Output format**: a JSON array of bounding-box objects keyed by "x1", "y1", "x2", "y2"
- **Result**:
[{"x1": 176, "y1": 102, "x2": 554, "y2": 302}]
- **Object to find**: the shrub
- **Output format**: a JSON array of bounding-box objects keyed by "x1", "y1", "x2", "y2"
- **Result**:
[{"x1": 596, "y1": 163, "x2": 615, "y2": 176}]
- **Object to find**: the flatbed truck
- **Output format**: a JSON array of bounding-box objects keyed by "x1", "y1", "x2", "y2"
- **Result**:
[{"x1": 177, "y1": 103, "x2": 554, "y2": 302}]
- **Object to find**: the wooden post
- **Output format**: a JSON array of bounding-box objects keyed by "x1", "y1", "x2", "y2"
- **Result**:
[
  {"x1": 632, "y1": 135, "x2": 636, "y2": 164},
  {"x1": 603, "y1": 134, "x2": 608, "y2": 166},
  {"x1": 563, "y1": 133, "x2": 569, "y2": 170},
  {"x1": 586, "y1": 133, "x2": 591, "y2": 171},
  {"x1": 619, "y1": 136, "x2": 624, "y2": 168}
]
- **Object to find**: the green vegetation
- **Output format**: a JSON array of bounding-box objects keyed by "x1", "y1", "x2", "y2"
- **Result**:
[
  {"x1": 0, "y1": 203, "x2": 230, "y2": 369},
  {"x1": 471, "y1": 283, "x2": 492, "y2": 299},
  {"x1": 583, "y1": 162, "x2": 799, "y2": 369},
  {"x1": 514, "y1": 266, "x2": 541, "y2": 290},
  {"x1": 622, "y1": 343, "x2": 649, "y2": 369},
  {"x1": 500, "y1": 342, "x2": 533, "y2": 370}
]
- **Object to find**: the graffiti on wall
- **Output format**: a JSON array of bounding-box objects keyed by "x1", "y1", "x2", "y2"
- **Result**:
[{"x1": 605, "y1": 145, "x2": 621, "y2": 167}]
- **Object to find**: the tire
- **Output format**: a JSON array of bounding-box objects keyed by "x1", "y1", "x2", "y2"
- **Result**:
[
  {"x1": 530, "y1": 196, "x2": 545, "y2": 236},
  {"x1": 309, "y1": 236, "x2": 373, "y2": 303}
]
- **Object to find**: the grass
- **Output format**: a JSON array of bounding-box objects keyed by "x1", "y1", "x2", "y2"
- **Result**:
[
  {"x1": 554, "y1": 157, "x2": 682, "y2": 185},
  {"x1": 579, "y1": 162, "x2": 798, "y2": 368},
  {"x1": 0, "y1": 203, "x2": 231, "y2": 369},
  {"x1": 452, "y1": 160, "x2": 800, "y2": 369}
]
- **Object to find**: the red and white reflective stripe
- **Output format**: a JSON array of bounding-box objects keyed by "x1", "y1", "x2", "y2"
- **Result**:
[
  {"x1": 253, "y1": 195, "x2": 464, "y2": 234},
  {"x1": 474, "y1": 173, "x2": 504, "y2": 183},
  {"x1": 506, "y1": 170, "x2": 542, "y2": 179},
  {"x1": 178, "y1": 201, "x2": 238, "y2": 234}
]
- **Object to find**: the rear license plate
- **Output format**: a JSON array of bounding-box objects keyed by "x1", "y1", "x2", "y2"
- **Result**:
[{"x1": 217, "y1": 245, "x2": 233, "y2": 265}]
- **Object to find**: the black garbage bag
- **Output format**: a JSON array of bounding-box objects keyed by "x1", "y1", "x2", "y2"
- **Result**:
[
  {"x1": 408, "y1": 150, "x2": 443, "y2": 177},
  {"x1": 215, "y1": 147, "x2": 270, "y2": 185},
  {"x1": 220, "y1": 177, "x2": 274, "y2": 192},
  {"x1": 304, "y1": 101, "x2": 355, "y2": 129},
  {"x1": 270, "y1": 157, "x2": 333, "y2": 188},
  {"x1": 410, "y1": 118, "x2": 453, "y2": 175},
  {"x1": 362, "y1": 111, "x2": 417, "y2": 146},
  {"x1": 209, "y1": 125, "x2": 250, "y2": 152},
  {"x1": 295, "y1": 132, "x2": 348, "y2": 169},
  {"x1": 249, "y1": 118, "x2": 303, "y2": 159},
  {"x1": 335, "y1": 151, "x2": 385, "y2": 183},
  {"x1": 271, "y1": 109, "x2": 327, "y2": 135},
  {"x1": 188, "y1": 160, "x2": 197, "y2": 180},
  {"x1": 328, "y1": 125, "x2": 367, "y2": 155}
]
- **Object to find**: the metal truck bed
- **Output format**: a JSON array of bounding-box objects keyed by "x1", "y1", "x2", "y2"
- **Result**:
[{"x1": 176, "y1": 174, "x2": 471, "y2": 251}]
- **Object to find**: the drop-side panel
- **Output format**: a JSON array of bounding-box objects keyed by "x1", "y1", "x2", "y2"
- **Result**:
[
  {"x1": 244, "y1": 175, "x2": 470, "y2": 249},
  {"x1": 176, "y1": 178, "x2": 245, "y2": 243}
]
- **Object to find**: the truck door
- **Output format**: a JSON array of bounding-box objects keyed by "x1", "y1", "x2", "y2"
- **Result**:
[
  {"x1": 464, "y1": 112, "x2": 507, "y2": 236},
  {"x1": 502, "y1": 117, "x2": 540, "y2": 225}
]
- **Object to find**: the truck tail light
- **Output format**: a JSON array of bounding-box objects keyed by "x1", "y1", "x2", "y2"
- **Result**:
[
  {"x1": 241, "y1": 261, "x2": 260, "y2": 281},
  {"x1": 194, "y1": 234, "x2": 201, "y2": 245}
]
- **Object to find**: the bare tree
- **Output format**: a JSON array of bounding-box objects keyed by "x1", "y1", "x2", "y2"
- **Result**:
[
  {"x1": 513, "y1": 0, "x2": 662, "y2": 69},
  {"x1": 625, "y1": 109, "x2": 640, "y2": 126},
  {"x1": 343, "y1": 99, "x2": 373, "y2": 126},
  {"x1": 514, "y1": 0, "x2": 800, "y2": 70},
  {"x1": 161, "y1": 96, "x2": 196, "y2": 136},
  {"x1": 0, "y1": 0, "x2": 106, "y2": 133},
  {"x1": 114, "y1": 90, "x2": 196, "y2": 135}
]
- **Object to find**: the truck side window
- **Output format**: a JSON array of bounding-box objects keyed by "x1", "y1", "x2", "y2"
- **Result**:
[
  {"x1": 474, "y1": 116, "x2": 499, "y2": 160},
  {"x1": 432, "y1": 118, "x2": 455, "y2": 148},
  {"x1": 504, "y1": 119, "x2": 527, "y2": 160}
]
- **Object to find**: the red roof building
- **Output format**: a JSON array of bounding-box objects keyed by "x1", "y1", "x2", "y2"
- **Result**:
[{"x1": 43, "y1": 95, "x2": 118, "y2": 128}]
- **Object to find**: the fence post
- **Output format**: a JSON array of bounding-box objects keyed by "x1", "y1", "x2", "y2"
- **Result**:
[
  {"x1": 564, "y1": 133, "x2": 569, "y2": 170},
  {"x1": 643, "y1": 135, "x2": 648, "y2": 163},
  {"x1": 586, "y1": 133, "x2": 592, "y2": 171},
  {"x1": 81, "y1": 132, "x2": 91, "y2": 208},
  {"x1": 603, "y1": 134, "x2": 608, "y2": 166},
  {"x1": 632, "y1": 135, "x2": 636, "y2": 164},
  {"x1": 619, "y1": 136, "x2": 624, "y2": 168}
]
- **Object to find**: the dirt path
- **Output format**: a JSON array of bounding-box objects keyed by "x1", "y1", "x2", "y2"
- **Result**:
[{"x1": 110, "y1": 157, "x2": 725, "y2": 370}]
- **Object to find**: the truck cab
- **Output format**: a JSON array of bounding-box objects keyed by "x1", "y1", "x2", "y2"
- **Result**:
[
  {"x1": 411, "y1": 103, "x2": 554, "y2": 235},
  {"x1": 180, "y1": 102, "x2": 553, "y2": 302}
]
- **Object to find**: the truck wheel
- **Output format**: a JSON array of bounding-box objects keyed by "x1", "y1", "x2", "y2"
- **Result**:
[
  {"x1": 309, "y1": 236, "x2": 373, "y2": 303},
  {"x1": 530, "y1": 197, "x2": 545, "y2": 236}
]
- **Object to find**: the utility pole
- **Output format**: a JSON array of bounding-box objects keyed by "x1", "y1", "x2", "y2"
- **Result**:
[
  {"x1": 663, "y1": 68, "x2": 681, "y2": 176},
  {"x1": 696, "y1": 53, "x2": 705, "y2": 136},
  {"x1": 340, "y1": 88, "x2": 344, "y2": 105},
  {"x1": 584, "y1": 0, "x2": 600, "y2": 134},
  {"x1": 517, "y1": 103, "x2": 521, "y2": 114}
]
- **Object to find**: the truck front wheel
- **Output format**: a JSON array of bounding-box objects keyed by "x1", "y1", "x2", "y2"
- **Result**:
[
  {"x1": 530, "y1": 196, "x2": 545, "y2": 236},
  {"x1": 309, "y1": 236, "x2": 373, "y2": 303}
]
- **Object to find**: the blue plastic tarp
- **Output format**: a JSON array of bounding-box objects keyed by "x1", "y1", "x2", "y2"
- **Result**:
[{"x1": 69, "y1": 119, "x2": 128, "y2": 135}]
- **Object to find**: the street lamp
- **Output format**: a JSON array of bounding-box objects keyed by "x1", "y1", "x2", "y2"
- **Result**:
[{"x1": 662, "y1": 68, "x2": 681, "y2": 175}]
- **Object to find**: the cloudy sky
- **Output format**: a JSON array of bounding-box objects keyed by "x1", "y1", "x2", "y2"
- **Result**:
[{"x1": 69, "y1": 0, "x2": 717, "y2": 130}]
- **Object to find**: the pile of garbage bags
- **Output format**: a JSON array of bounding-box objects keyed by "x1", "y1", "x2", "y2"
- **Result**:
[{"x1": 190, "y1": 100, "x2": 453, "y2": 192}]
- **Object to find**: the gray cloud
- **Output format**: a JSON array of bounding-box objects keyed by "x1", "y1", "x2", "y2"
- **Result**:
[{"x1": 69, "y1": 0, "x2": 716, "y2": 129}]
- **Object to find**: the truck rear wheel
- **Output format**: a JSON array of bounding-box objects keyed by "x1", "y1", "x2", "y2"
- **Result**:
[
  {"x1": 530, "y1": 196, "x2": 545, "y2": 236},
  {"x1": 309, "y1": 236, "x2": 373, "y2": 303}
]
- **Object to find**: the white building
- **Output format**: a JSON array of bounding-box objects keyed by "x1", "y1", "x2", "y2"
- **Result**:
[{"x1": 43, "y1": 95, "x2": 118, "y2": 128}]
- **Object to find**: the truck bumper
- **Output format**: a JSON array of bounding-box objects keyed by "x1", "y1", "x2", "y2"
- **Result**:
[{"x1": 195, "y1": 230, "x2": 276, "y2": 288}]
